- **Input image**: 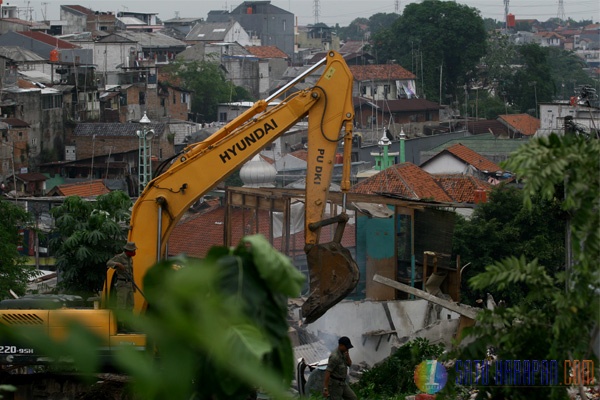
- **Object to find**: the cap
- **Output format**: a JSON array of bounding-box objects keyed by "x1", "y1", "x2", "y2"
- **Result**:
[
  {"x1": 124, "y1": 242, "x2": 137, "y2": 251},
  {"x1": 338, "y1": 336, "x2": 353, "y2": 349}
]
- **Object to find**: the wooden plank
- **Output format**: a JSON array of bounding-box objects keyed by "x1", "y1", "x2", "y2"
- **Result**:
[{"x1": 373, "y1": 274, "x2": 479, "y2": 320}]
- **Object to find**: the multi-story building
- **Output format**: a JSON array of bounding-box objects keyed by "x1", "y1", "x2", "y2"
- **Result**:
[{"x1": 207, "y1": 1, "x2": 294, "y2": 58}]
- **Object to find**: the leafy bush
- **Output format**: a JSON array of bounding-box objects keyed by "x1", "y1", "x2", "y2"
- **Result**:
[{"x1": 353, "y1": 337, "x2": 445, "y2": 399}]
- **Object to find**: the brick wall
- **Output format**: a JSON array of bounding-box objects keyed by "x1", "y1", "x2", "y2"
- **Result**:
[{"x1": 74, "y1": 131, "x2": 175, "y2": 161}]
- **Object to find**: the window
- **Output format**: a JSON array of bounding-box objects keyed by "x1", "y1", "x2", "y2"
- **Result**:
[
  {"x1": 219, "y1": 112, "x2": 227, "y2": 122},
  {"x1": 173, "y1": 92, "x2": 176, "y2": 104},
  {"x1": 180, "y1": 93, "x2": 188, "y2": 104},
  {"x1": 360, "y1": 85, "x2": 366, "y2": 95},
  {"x1": 42, "y1": 94, "x2": 62, "y2": 110},
  {"x1": 139, "y1": 92, "x2": 146, "y2": 105},
  {"x1": 160, "y1": 98, "x2": 166, "y2": 107},
  {"x1": 18, "y1": 132, "x2": 22, "y2": 138}
]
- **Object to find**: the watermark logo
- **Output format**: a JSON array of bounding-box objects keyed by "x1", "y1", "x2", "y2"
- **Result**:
[
  {"x1": 454, "y1": 359, "x2": 595, "y2": 387},
  {"x1": 414, "y1": 360, "x2": 448, "y2": 394}
]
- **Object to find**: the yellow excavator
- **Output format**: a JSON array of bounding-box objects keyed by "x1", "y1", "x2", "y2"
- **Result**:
[{"x1": 0, "y1": 50, "x2": 359, "y2": 364}]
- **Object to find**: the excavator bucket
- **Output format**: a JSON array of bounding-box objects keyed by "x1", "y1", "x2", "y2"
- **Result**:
[{"x1": 302, "y1": 240, "x2": 360, "y2": 324}]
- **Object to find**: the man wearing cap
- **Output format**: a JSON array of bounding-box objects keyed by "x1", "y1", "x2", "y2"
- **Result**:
[
  {"x1": 323, "y1": 336, "x2": 357, "y2": 399},
  {"x1": 106, "y1": 242, "x2": 137, "y2": 314}
]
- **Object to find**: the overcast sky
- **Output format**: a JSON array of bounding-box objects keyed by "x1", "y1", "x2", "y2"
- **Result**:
[{"x1": 14, "y1": 0, "x2": 600, "y2": 26}]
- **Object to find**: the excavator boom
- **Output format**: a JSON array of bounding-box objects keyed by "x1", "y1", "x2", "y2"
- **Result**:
[{"x1": 119, "y1": 51, "x2": 359, "y2": 321}]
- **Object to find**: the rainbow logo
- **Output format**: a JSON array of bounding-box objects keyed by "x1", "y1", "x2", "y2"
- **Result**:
[{"x1": 414, "y1": 360, "x2": 448, "y2": 394}]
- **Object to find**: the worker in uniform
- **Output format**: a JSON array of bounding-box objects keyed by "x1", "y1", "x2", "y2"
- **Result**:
[
  {"x1": 323, "y1": 336, "x2": 357, "y2": 400},
  {"x1": 106, "y1": 242, "x2": 137, "y2": 330}
]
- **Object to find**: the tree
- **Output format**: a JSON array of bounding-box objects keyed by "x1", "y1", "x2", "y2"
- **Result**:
[
  {"x1": 446, "y1": 133, "x2": 600, "y2": 399},
  {"x1": 336, "y1": 17, "x2": 369, "y2": 41},
  {"x1": 372, "y1": 1, "x2": 487, "y2": 100},
  {"x1": 469, "y1": 90, "x2": 518, "y2": 120},
  {"x1": 478, "y1": 31, "x2": 518, "y2": 90},
  {"x1": 50, "y1": 191, "x2": 132, "y2": 296},
  {"x1": 368, "y1": 13, "x2": 399, "y2": 38},
  {"x1": 164, "y1": 57, "x2": 252, "y2": 122},
  {"x1": 0, "y1": 199, "x2": 36, "y2": 298},
  {"x1": 505, "y1": 43, "x2": 555, "y2": 114},
  {"x1": 546, "y1": 47, "x2": 596, "y2": 100},
  {"x1": 453, "y1": 185, "x2": 565, "y2": 306}
]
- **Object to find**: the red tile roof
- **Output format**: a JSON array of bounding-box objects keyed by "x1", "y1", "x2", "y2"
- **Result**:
[
  {"x1": 339, "y1": 41, "x2": 367, "y2": 54},
  {"x1": 168, "y1": 203, "x2": 355, "y2": 259},
  {"x1": 62, "y1": 5, "x2": 94, "y2": 15},
  {"x1": 0, "y1": 18, "x2": 37, "y2": 26},
  {"x1": 349, "y1": 64, "x2": 415, "y2": 81},
  {"x1": 432, "y1": 174, "x2": 491, "y2": 203},
  {"x1": 445, "y1": 143, "x2": 502, "y2": 172},
  {"x1": 17, "y1": 31, "x2": 80, "y2": 49},
  {"x1": 498, "y1": 114, "x2": 540, "y2": 136},
  {"x1": 2, "y1": 118, "x2": 29, "y2": 127},
  {"x1": 290, "y1": 149, "x2": 308, "y2": 161},
  {"x1": 50, "y1": 180, "x2": 110, "y2": 197},
  {"x1": 245, "y1": 45, "x2": 289, "y2": 59},
  {"x1": 350, "y1": 162, "x2": 452, "y2": 202},
  {"x1": 15, "y1": 173, "x2": 47, "y2": 182}
]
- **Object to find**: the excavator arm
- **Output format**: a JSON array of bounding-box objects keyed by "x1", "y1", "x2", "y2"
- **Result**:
[{"x1": 104, "y1": 51, "x2": 359, "y2": 323}]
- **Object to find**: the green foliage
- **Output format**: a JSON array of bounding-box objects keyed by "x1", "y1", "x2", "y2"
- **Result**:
[
  {"x1": 453, "y1": 185, "x2": 565, "y2": 305},
  {"x1": 336, "y1": 17, "x2": 369, "y2": 41},
  {"x1": 504, "y1": 43, "x2": 555, "y2": 114},
  {"x1": 546, "y1": 47, "x2": 597, "y2": 100},
  {"x1": 372, "y1": 1, "x2": 487, "y2": 99},
  {"x1": 367, "y1": 13, "x2": 400, "y2": 38},
  {"x1": 164, "y1": 58, "x2": 252, "y2": 122},
  {"x1": 4, "y1": 235, "x2": 302, "y2": 399},
  {"x1": 353, "y1": 337, "x2": 444, "y2": 398},
  {"x1": 467, "y1": 90, "x2": 518, "y2": 120},
  {"x1": 448, "y1": 133, "x2": 600, "y2": 399},
  {"x1": 479, "y1": 31, "x2": 518, "y2": 90},
  {"x1": 0, "y1": 199, "x2": 36, "y2": 298},
  {"x1": 50, "y1": 191, "x2": 132, "y2": 296}
]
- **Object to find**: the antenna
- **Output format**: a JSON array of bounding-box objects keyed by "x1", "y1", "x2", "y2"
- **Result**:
[
  {"x1": 41, "y1": 2, "x2": 48, "y2": 21},
  {"x1": 557, "y1": 0, "x2": 565, "y2": 22},
  {"x1": 313, "y1": 0, "x2": 320, "y2": 24}
]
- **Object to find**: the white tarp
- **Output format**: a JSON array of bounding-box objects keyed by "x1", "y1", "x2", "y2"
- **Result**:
[
  {"x1": 272, "y1": 201, "x2": 357, "y2": 238},
  {"x1": 396, "y1": 80, "x2": 417, "y2": 99},
  {"x1": 272, "y1": 201, "x2": 305, "y2": 238}
]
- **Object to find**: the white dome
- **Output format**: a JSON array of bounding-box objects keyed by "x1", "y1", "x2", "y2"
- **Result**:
[{"x1": 240, "y1": 155, "x2": 277, "y2": 187}]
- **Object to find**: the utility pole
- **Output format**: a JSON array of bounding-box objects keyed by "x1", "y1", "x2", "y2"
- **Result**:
[{"x1": 504, "y1": 0, "x2": 510, "y2": 31}]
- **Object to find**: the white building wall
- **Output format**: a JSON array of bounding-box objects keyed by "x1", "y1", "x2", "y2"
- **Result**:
[
  {"x1": 258, "y1": 60, "x2": 270, "y2": 98},
  {"x1": 537, "y1": 103, "x2": 600, "y2": 136},
  {"x1": 421, "y1": 153, "x2": 469, "y2": 174},
  {"x1": 60, "y1": 10, "x2": 87, "y2": 34},
  {"x1": 224, "y1": 22, "x2": 252, "y2": 46}
]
